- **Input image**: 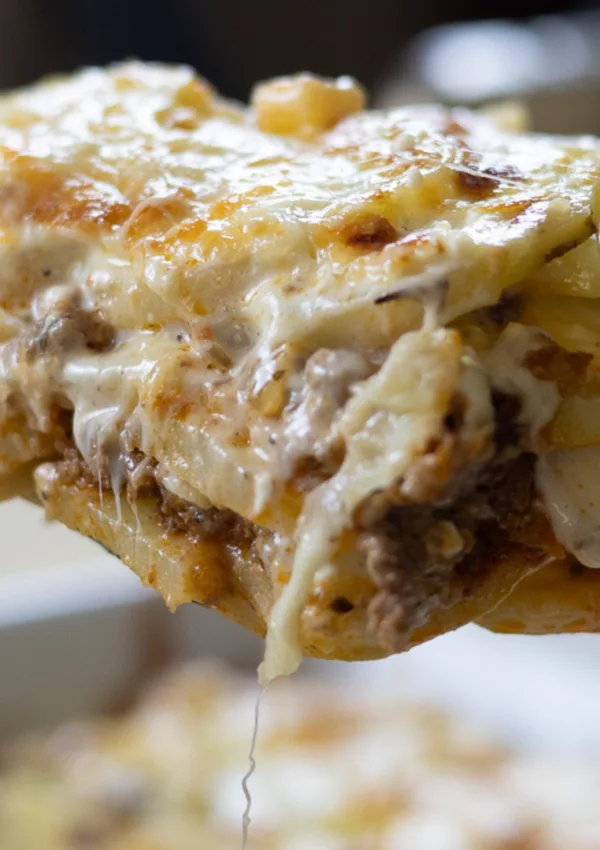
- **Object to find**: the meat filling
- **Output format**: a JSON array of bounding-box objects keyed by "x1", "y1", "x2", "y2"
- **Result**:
[
  {"x1": 32, "y1": 328, "x2": 584, "y2": 652},
  {"x1": 54, "y1": 447, "x2": 258, "y2": 552},
  {"x1": 52, "y1": 397, "x2": 554, "y2": 655},
  {"x1": 25, "y1": 305, "x2": 115, "y2": 359},
  {"x1": 359, "y1": 394, "x2": 559, "y2": 652}
]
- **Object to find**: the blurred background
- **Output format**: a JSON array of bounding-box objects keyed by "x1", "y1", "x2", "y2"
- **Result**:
[
  {"x1": 2, "y1": 0, "x2": 600, "y2": 132},
  {"x1": 3, "y1": 4, "x2": 600, "y2": 844}
]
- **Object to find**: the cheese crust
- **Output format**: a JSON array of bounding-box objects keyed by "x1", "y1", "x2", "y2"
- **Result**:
[{"x1": 2, "y1": 63, "x2": 600, "y2": 671}]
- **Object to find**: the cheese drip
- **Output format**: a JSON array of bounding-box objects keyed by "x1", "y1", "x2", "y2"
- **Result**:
[{"x1": 259, "y1": 328, "x2": 473, "y2": 683}]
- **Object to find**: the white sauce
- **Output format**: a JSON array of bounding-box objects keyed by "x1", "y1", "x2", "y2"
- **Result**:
[
  {"x1": 483, "y1": 324, "x2": 560, "y2": 441},
  {"x1": 537, "y1": 447, "x2": 600, "y2": 569},
  {"x1": 62, "y1": 336, "x2": 158, "y2": 471}
]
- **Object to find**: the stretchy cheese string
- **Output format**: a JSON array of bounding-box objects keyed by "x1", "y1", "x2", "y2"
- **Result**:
[{"x1": 241, "y1": 685, "x2": 266, "y2": 850}]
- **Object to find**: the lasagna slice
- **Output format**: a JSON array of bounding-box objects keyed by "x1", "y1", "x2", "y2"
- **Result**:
[{"x1": 2, "y1": 63, "x2": 600, "y2": 679}]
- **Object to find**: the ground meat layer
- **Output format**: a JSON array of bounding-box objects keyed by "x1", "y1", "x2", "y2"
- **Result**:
[
  {"x1": 54, "y1": 412, "x2": 556, "y2": 653},
  {"x1": 49, "y1": 362, "x2": 568, "y2": 655},
  {"x1": 55, "y1": 447, "x2": 258, "y2": 553},
  {"x1": 359, "y1": 392, "x2": 561, "y2": 652}
]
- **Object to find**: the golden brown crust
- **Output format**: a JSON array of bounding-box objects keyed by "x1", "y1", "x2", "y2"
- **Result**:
[
  {"x1": 478, "y1": 557, "x2": 600, "y2": 635},
  {"x1": 36, "y1": 469, "x2": 270, "y2": 635}
]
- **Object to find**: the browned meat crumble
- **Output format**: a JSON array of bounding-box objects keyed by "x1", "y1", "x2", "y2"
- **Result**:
[{"x1": 357, "y1": 388, "x2": 562, "y2": 652}]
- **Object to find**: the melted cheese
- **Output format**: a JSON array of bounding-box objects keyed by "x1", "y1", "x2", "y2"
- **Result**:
[
  {"x1": 64, "y1": 335, "x2": 162, "y2": 468},
  {"x1": 483, "y1": 323, "x2": 561, "y2": 440},
  {"x1": 260, "y1": 330, "x2": 494, "y2": 683}
]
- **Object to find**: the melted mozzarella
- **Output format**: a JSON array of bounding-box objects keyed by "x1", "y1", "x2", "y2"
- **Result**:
[{"x1": 63, "y1": 334, "x2": 162, "y2": 469}]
